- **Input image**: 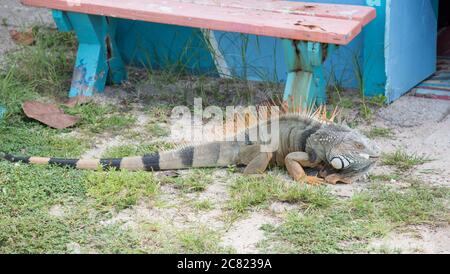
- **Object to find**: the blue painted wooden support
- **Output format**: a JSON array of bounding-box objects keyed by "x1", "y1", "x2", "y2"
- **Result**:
[
  {"x1": 63, "y1": 12, "x2": 127, "y2": 97},
  {"x1": 282, "y1": 40, "x2": 335, "y2": 108},
  {"x1": 52, "y1": 10, "x2": 73, "y2": 32},
  {"x1": 105, "y1": 17, "x2": 127, "y2": 85},
  {"x1": 358, "y1": 1, "x2": 387, "y2": 98}
]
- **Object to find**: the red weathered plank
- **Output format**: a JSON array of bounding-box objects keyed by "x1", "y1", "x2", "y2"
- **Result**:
[
  {"x1": 21, "y1": 0, "x2": 372, "y2": 45},
  {"x1": 177, "y1": 0, "x2": 376, "y2": 26}
]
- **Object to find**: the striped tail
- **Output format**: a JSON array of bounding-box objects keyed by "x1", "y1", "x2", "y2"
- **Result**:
[{"x1": 0, "y1": 142, "x2": 241, "y2": 171}]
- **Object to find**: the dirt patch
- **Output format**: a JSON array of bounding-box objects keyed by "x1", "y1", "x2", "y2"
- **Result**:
[
  {"x1": 195, "y1": 170, "x2": 231, "y2": 204},
  {"x1": 81, "y1": 135, "x2": 123, "y2": 159},
  {"x1": 102, "y1": 178, "x2": 228, "y2": 231},
  {"x1": 269, "y1": 202, "x2": 300, "y2": 215},
  {"x1": 221, "y1": 212, "x2": 279, "y2": 254},
  {"x1": 48, "y1": 204, "x2": 66, "y2": 218},
  {"x1": 0, "y1": 0, "x2": 54, "y2": 58},
  {"x1": 377, "y1": 96, "x2": 450, "y2": 127},
  {"x1": 369, "y1": 96, "x2": 450, "y2": 186},
  {"x1": 369, "y1": 225, "x2": 450, "y2": 254}
]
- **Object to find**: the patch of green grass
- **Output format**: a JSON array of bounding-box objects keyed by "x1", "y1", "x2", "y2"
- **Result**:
[
  {"x1": 0, "y1": 203, "x2": 139, "y2": 254},
  {"x1": 0, "y1": 121, "x2": 90, "y2": 157},
  {"x1": 368, "y1": 95, "x2": 388, "y2": 107},
  {"x1": 145, "y1": 104, "x2": 172, "y2": 123},
  {"x1": 137, "y1": 223, "x2": 233, "y2": 253},
  {"x1": 369, "y1": 245, "x2": 403, "y2": 254},
  {"x1": 276, "y1": 183, "x2": 335, "y2": 207},
  {"x1": 0, "y1": 160, "x2": 226, "y2": 253},
  {"x1": 71, "y1": 218, "x2": 139, "y2": 254},
  {"x1": 228, "y1": 176, "x2": 273, "y2": 212},
  {"x1": 164, "y1": 169, "x2": 215, "y2": 193},
  {"x1": 64, "y1": 102, "x2": 136, "y2": 134},
  {"x1": 4, "y1": 26, "x2": 77, "y2": 97},
  {"x1": 365, "y1": 127, "x2": 394, "y2": 139},
  {"x1": 368, "y1": 173, "x2": 401, "y2": 182},
  {"x1": 381, "y1": 149, "x2": 432, "y2": 171},
  {"x1": 100, "y1": 115, "x2": 137, "y2": 133},
  {"x1": 146, "y1": 122, "x2": 170, "y2": 137},
  {"x1": 0, "y1": 213, "x2": 74, "y2": 254},
  {"x1": 369, "y1": 184, "x2": 449, "y2": 224},
  {"x1": 0, "y1": 25, "x2": 129, "y2": 147},
  {"x1": 338, "y1": 97, "x2": 355, "y2": 109},
  {"x1": 228, "y1": 175, "x2": 334, "y2": 213},
  {"x1": 177, "y1": 228, "x2": 229, "y2": 253},
  {"x1": 192, "y1": 199, "x2": 215, "y2": 211},
  {"x1": 0, "y1": 162, "x2": 86, "y2": 216},
  {"x1": 359, "y1": 103, "x2": 373, "y2": 120},
  {"x1": 357, "y1": 95, "x2": 387, "y2": 120},
  {"x1": 0, "y1": 71, "x2": 40, "y2": 119},
  {"x1": 0, "y1": 162, "x2": 139, "y2": 253},
  {"x1": 0, "y1": 26, "x2": 146, "y2": 253},
  {"x1": 102, "y1": 142, "x2": 175, "y2": 158},
  {"x1": 0, "y1": 26, "x2": 78, "y2": 124},
  {"x1": 85, "y1": 169, "x2": 159, "y2": 211},
  {"x1": 260, "y1": 184, "x2": 449, "y2": 253}
]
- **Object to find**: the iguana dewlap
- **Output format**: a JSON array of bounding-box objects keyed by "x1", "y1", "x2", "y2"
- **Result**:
[{"x1": 1, "y1": 108, "x2": 380, "y2": 185}]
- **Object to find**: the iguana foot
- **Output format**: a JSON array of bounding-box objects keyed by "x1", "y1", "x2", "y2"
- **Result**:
[{"x1": 325, "y1": 174, "x2": 354, "y2": 185}]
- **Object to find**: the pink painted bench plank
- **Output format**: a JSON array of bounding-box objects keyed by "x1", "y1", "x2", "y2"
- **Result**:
[
  {"x1": 177, "y1": 0, "x2": 376, "y2": 26},
  {"x1": 21, "y1": 0, "x2": 374, "y2": 45}
]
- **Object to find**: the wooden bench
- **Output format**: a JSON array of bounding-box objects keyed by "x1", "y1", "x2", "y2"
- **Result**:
[{"x1": 21, "y1": 0, "x2": 375, "y2": 107}]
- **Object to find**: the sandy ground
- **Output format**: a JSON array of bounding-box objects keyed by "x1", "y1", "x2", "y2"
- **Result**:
[
  {"x1": 1, "y1": 1, "x2": 449, "y2": 254},
  {"x1": 373, "y1": 96, "x2": 450, "y2": 186},
  {"x1": 0, "y1": 0, "x2": 54, "y2": 57}
]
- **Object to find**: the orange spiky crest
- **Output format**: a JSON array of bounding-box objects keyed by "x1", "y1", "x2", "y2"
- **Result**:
[
  {"x1": 223, "y1": 97, "x2": 341, "y2": 137},
  {"x1": 261, "y1": 95, "x2": 341, "y2": 124}
]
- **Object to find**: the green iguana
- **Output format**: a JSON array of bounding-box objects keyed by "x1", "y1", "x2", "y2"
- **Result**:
[{"x1": 0, "y1": 105, "x2": 380, "y2": 185}]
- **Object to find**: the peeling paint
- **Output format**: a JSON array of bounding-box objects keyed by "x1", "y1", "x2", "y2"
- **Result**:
[
  {"x1": 71, "y1": 61, "x2": 102, "y2": 96},
  {"x1": 294, "y1": 20, "x2": 326, "y2": 32}
]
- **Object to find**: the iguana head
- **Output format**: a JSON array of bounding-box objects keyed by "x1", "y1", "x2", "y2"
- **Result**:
[{"x1": 307, "y1": 124, "x2": 380, "y2": 174}]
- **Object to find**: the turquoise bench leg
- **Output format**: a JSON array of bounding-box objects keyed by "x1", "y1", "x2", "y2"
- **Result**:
[
  {"x1": 282, "y1": 40, "x2": 335, "y2": 108},
  {"x1": 54, "y1": 11, "x2": 127, "y2": 97},
  {"x1": 105, "y1": 17, "x2": 127, "y2": 85},
  {"x1": 52, "y1": 10, "x2": 73, "y2": 32}
]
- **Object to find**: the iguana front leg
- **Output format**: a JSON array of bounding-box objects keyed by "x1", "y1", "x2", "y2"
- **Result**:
[
  {"x1": 319, "y1": 167, "x2": 355, "y2": 185},
  {"x1": 285, "y1": 152, "x2": 324, "y2": 185},
  {"x1": 243, "y1": 152, "x2": 273, "y2": 174}
]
